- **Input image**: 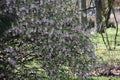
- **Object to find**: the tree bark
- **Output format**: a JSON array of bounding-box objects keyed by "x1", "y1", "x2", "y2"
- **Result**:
[
  {"x1": 95, "y1": 0, "x2": 103, "y2": 32},
  {"x1": 81, "y1": 0, "x2": 87, "y2": 30}
]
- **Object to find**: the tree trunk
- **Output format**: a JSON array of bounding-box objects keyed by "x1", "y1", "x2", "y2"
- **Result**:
[
  {"x1": 95, "y1": 0, "x2": 103, "y2": 32},
  {"x1": 81, "y1": 0, "x2": 87, "y2": 30}
]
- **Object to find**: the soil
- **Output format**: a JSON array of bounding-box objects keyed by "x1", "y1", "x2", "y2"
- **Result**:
[{"x1": 90, "y1": 64, "x2": 120, "y2": 77}]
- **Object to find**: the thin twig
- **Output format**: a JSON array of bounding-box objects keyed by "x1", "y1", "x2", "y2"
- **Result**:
[
  {"x1": 79, "y1": 6, "x2": 96, "y2": 11},
  {"x1": 100, "y1": 33, "x2": 109, "y2": 50},
  {"x1": 112, "y1": 7, "x2": 118, "y2": 49},
  {"x1": 99, "y1": 23, "x2": 109, "y2": 50},
  {"x1": 105, "y1": 31, "x2": 111, "y2": 50}
]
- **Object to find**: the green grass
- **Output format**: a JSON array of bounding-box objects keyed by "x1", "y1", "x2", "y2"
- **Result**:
[
  {"x1": 89, "y1": 26, "x2": 120, "y2": 80},
  {"x1": 91, "y1": 26, "x2": 120, "y2": 63}
]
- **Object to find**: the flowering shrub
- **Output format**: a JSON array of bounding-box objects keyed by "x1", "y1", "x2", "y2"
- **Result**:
[{"x1": 0, "y1": 0, "x2": 96, "y2": 79}]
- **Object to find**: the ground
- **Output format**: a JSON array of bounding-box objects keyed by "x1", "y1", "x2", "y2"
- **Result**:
[{"x1": 89, "y1": 13, "x2": 120, "y2": 78}]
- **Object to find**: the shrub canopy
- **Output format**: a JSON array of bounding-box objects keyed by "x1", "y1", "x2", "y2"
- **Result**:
[{"x1": 0, "y1": 0, "x2": 96, "y2": 79}]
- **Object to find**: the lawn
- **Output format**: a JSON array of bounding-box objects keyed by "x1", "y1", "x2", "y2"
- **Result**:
[
  {"x1": 89, "y1": 25, "x2": 120, "y2": 79},
  {"x1": 89, "y1": 77, "x2": 120, "y2": 80},
  {"x1": 92, "y1": 26, "x2": 120, "y2": 63}
]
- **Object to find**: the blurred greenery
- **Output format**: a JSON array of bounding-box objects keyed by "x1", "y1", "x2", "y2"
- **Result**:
[
  {"x1": 0, "y1": 0, "x2": 120, "y2": 80},
  {"x1": 0, "y1": 0, "x2": 95, "y2": 80},
  {"x1": 92, "y1": 26, "x2": 120, "y2": 64},
  {"x1": 0, "y1": 14, "x2": 18, "y2": 34}
]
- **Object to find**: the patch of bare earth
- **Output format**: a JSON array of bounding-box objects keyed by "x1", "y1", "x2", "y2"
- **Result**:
[{"x1": 89, "y1": 64, "x2": 120, "y2": 77}]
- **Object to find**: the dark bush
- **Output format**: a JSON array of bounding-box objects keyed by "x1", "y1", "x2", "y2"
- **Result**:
[{"x1": 0, "y1": 0, "x2": 96, "y2": 79}]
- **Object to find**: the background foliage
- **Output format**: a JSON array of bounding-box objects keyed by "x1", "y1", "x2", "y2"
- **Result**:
[{"x1": 0, "y1": 0, "x2": 96, "y2": 80}]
